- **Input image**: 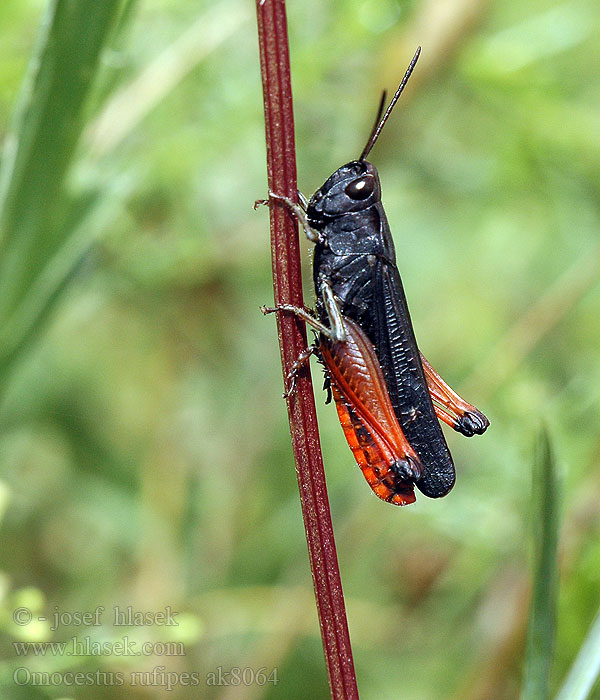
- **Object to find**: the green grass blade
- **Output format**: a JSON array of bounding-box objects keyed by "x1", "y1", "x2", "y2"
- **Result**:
[
  {"x1": 0, "y1": 175, "x2": 133, "y2": 382},
  {"x1": 554, "y1": 608, "x2": 600, "y2": 700},
  {"x1": 0, "y1": 0, "x2": 124, "y2": 354},
  {"x1": 520, "y1": 428, "x2": 560, "y2": 700}
]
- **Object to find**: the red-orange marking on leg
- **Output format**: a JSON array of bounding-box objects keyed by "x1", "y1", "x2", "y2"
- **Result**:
[
  {"x1": 321, "y1": 318, "x2": 419, "y2": 506},
  {"x1": 420, "y1": 353, "x2": 489, "y2": 434}
]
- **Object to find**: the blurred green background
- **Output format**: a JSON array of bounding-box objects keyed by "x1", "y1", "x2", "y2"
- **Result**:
[{"x1": 0, "y1": 0, "x2": 599, "y2": 698}]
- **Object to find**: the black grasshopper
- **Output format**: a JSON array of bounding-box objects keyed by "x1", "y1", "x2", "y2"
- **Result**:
[{"x1": 264, "y1": 48, "x2": 488, "y2": 503}]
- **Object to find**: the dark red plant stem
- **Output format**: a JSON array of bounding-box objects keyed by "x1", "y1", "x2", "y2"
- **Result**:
[{"x1": 255, "y1": 2, "x2": 359, "y2": 699}]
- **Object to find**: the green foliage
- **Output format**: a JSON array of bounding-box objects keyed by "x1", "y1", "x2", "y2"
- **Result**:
[
  {"x1": 0, "y1": 0, "x2": 127, "y2": 382},
  {"x1": 555, "y1": 606, "x2": 600, "y2": 700},
  {"x1": 0, "y1": 0, "x2": 599, "y2": 699},
  {"x1": 521, "y1": 429, "x2": 558, "y2": 700}
]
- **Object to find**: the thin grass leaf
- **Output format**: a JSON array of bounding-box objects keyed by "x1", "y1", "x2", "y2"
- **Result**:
[
  {"x1": 520, "y1": 428, "x2": 560, "y2": 700},
  {"x1": 85, "y1": 0, "x2": 248, "y2": 159},
  {"x1": 554, "y1": 607, "x2": 600, "y2": 700},
  {"x1": 0, "y1": 175, "x2": 133, "y2": 384},
  {"x1": 0, "y1": 0, "x2": 125, "y2": 380}
]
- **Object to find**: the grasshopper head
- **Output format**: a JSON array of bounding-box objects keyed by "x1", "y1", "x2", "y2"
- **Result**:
[{"x1": 307, "y1": 160, "x2": 381, "y2": 226}]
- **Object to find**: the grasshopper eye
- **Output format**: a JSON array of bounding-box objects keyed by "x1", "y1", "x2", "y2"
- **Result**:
[{"x1": 345, "y1": 175, "x2": 375, "y2": 200}]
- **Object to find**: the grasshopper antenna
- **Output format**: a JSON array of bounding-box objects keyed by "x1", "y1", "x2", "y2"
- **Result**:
[
  {"x1": 361, "y1": 90, "x2": 388, "y2": 161},
  {"x1": 359, "y1": 46, "x2": 421, "y2": 162}
]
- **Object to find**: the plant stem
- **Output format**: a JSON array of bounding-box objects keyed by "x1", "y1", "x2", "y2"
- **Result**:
[{"x1": 255, "y1": 2, "x2": 359, "y2": 698}]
